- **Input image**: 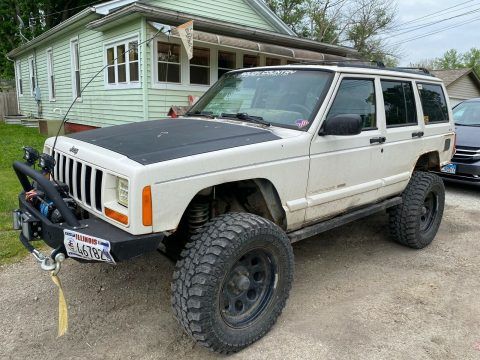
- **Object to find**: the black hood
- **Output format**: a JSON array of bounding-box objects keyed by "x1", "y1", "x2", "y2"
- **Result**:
[
  {"x1": 455, "y1": 125, "x2": 480, "y2": 148},
  {"x1": 69, "y1": 118, "x2": 280, "y2": 165}
]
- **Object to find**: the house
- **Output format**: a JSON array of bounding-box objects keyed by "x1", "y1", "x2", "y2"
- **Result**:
[
  {"x1": 7, "y1": 0, "x2": 358, "y2": 133},
  {"x1": 431, "y1": 68, "x2": 480, "y2": 107}
]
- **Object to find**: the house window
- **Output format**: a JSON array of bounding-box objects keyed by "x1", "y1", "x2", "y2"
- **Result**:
[
  {"x1": 16, "y1": 61, "x2": 23, "y2": 96},
  {"x1": 106, "y1": 39, "x2": 139, "y2": 86},
  {"x1": 190, "y1": 47, "x2": 210, "y2": 85},
  {"x1": 218, "y1": 51, "x2": 236, "y2": 79},
  {"x1": 157, "y1": 42, "x2": 181, "y2": 83},
  {"x1": 266, "y1": 57, "x2": 281, "y2": 66},
  {"x1": 70, "y1": 39, "x2": 81, "y2": 99},
  {"x1": 28, "y1": 57, "x2": 35, "y2": 96},
  {"x1": 46, "y1": 49, "x2": 55, "y2": 101},
  {"x1": 243, "y1": 54, "x2": 259, "y2": 68}
]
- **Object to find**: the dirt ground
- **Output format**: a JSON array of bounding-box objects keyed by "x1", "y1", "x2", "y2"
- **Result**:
[{"x1": 1, "y1": 182, "x2": 479, "y2": 360}]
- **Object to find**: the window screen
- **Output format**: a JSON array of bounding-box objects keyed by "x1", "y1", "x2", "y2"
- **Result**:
[
  {"x1": 381, "y1": 80, "x2": 417, "y2": 127},
  {"x1": 418, "y1": 83, "x2": 449, "y2": 124},
  {"x1": 327, "y1": 79, "x2": 376, "y2": 129}
]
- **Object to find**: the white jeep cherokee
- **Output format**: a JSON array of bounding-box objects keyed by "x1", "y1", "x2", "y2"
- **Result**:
[{"x1": 13, "y1": 63, "x2": 455, "y2": 354}]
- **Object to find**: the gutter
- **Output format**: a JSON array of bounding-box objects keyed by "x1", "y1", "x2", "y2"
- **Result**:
[
  {"x1": 7, "y1": 8, "x2": 99, "y2": 59},
  {"x1": 87, "y1": 3, "x2": 359, "y2": 58}
]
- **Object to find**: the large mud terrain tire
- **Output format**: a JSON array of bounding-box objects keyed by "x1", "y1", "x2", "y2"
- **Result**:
[
  {"x1": 171, "y1": 213, "x2": 294, "y2": 354},
  {"x1": 389, "y1": 171, "x2": 445, "y2": 249}
]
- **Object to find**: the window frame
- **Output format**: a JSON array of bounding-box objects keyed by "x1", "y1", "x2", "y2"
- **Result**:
[
  {"x1": 417, "y1": 82, "x2": 450, "y2": 124},
  {"x1": 28, "y1": 56, "x2": 35, "y2": 97},
  {"x1": 104, "y1": 36, "x2": 141, "y2": 89},
  {"x1": 327, "y1": 77, "x2": 378, "y2": 131},
  {"x1": 46, "y1": 48, "x2": 55, "y2": 102},
  {"x1": 380, "y1": 79, "x2": 418, "y2": 128},
  {"x1": 154, "y1": 40, "x2": 182, "y2": 85},
  {"x1": 70, "y1": 37, "x2": 82, "y2": 101},
  {"x1": 15, "y1": 61, "x2": 23, "y2": 97}
]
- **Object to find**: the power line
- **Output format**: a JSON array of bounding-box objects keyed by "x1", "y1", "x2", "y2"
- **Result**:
[{"x1": 26, "y1": 1, "x2": 98, "y2": 21}]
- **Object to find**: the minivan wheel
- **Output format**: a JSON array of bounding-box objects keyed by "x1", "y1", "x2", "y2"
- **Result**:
[
  {"x1": 171, "y1": 213, "x2": 294, "y2": 354},
  {"x1": 389, "y1": 171, "x2": 445, "y2": 249}
]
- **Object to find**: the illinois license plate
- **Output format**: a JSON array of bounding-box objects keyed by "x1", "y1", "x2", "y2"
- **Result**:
[
  {"x1": 441, "y1": 163, "x2": 457, "y2": 175},
  {"x1": 64, "y1": 230, "x2": 116, "y2": 264}
]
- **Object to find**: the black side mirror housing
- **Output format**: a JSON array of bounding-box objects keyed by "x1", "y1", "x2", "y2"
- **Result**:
[{"x1": 320, "y1": 114, "x2": 363, "y2": 136}]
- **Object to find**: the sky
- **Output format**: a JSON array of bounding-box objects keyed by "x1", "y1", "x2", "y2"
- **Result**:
[{"x1": 386, "y1": 0, "x2": 480, "y2": 65}]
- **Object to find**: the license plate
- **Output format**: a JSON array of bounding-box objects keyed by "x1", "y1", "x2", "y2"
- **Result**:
[
  {"x1": 64, "y1": 230, "x2": 116, "y2": 264},
  {"x1": 441, "y1": 163, "x2": 457, "y2": 175}
]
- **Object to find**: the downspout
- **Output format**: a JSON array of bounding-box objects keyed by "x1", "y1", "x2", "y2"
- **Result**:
[{"x1": 141, "y1": 17, "x2": 149, "y2": 121}]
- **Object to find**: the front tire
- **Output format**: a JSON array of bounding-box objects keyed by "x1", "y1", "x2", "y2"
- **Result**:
[
  {"x1": 389, "y1": 171, "x2": 445, "y2": 249},
  {"x1": 171, "y1": 213, "x2": 294, "y2": 354}
]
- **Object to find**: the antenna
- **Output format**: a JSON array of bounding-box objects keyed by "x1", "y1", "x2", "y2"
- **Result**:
[{"x1": 17, "y1": 15, "x2": 30, "y2": 43}]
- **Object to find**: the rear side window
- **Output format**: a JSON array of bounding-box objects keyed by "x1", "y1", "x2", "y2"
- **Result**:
[
  {"x1": 327, "y1": 78, "x2": 376, "y2": 130},
  {"x1": 418, "y1": 83, "x2": 449, "y2": 124},
  {"x1": 381, "y1": 80, "x2": 417, "y2": 127}
]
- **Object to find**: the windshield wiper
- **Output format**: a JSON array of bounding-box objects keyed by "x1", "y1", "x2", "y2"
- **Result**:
[
  {"x1": 220, "y1": 112, "x2": 271, "y2": 126},
  {"x1": 185, "y1": 110, "x2": 216, "y2": 118}
]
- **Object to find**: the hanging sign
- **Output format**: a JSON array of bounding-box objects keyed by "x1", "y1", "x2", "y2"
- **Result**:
[{"x1": 176, "y1": 20, "x2": 194, "y2": 60}]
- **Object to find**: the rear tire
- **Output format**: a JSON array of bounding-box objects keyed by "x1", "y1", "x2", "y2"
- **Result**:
[
  {"x1": 389, "y1": 171, "x2": 445, "y2": 249},
  {"x1": 171, "y1": 213, "x2": 294, "y2": 354}
]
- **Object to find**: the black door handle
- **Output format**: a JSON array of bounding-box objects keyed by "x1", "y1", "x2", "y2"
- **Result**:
[
  {"x1": 370, "y1": 136, "x2": 386, "y2": 144},
  {"x1": 412, "y1": 131, "x2": 424, "y2": 138}
]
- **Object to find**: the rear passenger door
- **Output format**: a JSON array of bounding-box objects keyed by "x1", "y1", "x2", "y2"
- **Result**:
[{"x1": 378, "y1": 78, "x2": 424, "y2": 197}]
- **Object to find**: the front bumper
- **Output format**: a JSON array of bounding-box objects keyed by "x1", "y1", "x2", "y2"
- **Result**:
[{"x1": 437, "y1": 160, "x2": 480, "y2": 184}]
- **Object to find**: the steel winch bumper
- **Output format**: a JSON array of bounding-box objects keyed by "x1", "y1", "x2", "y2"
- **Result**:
[{"x1": 12, "y1": 161, "x2": 165, "y2": 267}]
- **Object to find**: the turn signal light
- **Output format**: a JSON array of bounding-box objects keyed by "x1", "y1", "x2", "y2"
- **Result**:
[
  {"x1": 142, "y1": 186, "x2": 153, "y2": 226},
  {"x1": 105, "y1": 208, "x2": 129, "y2": 225}
]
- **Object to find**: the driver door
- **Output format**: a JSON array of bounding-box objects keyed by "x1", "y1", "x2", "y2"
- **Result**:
[{"x1": 305, "y1": 75, "x2": 386, "y2": 222}]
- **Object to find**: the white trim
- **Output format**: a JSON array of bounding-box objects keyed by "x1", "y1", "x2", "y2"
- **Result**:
[
  {"x1": 70, "y1": 36, "x2": 82, "y2": 102},
  {"x1": 104, "y1": 34, "x2": 141, "y2": 89},
  {"x1": 15, "y1": 60, "x2": 23, "y2": 98},
  {"x1": 93, "y1": 0, "x2": 137, "y2": 15},
  {"x1": 152, "y1": 38, "x2": 184, "y2": 86},
  {"x1": 46, "y1": 47, "x2": 56, "y2": 102}
]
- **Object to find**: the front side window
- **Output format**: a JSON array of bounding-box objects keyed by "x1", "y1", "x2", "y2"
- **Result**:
[
  {"x1": 453, "y1": 101, "x2": 480, "y2": 126},
  {"x1": 71, "y1": 39, "x2": 81, "y2": 99},
  {"x1": 16, "y1": 61, "x2": 23, "y2": 96},
  {"x1": 327, "y1": 79, "x2": 376, "y2": 130},
  {"x1": 418, "y1": 83, "x2": 449, "y2": 124},
  {"x1": 218, "y1": 51, "x2": 236, "y2": 79},
  {"x1": 47, "y1": 49, "x2": 55, "y2": 101},
  {"x1": 381, "y1": 80, "x2": 417, "y2": 127},
  {"x1": 157, "y1": 42, "x2": 180, "y2": 83},
  {"x1": 106, "y1": 39, "x2": 139, "y2": 86},
  {"x1": 190, "y1": 47, "x2": 210, "y2": 85},
  {"x1": 189, "y1": 69, "x2": 333, "y2": 130}
]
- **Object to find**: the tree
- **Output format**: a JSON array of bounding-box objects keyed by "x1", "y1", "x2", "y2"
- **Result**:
[
  {"x1": 265, "y1": 0, "x2": 308, "y2": 35},
  {"x1": 413, "y1": 48, "x2": 480, "y2": 75}
]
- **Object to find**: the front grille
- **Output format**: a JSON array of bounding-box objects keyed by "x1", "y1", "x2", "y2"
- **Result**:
[
  {"x1": 453, "y1": 146, "x2": 480, "y2": 162},
  {"x1": 52, "y1": 151, "x2": 104, "y2": 213}
]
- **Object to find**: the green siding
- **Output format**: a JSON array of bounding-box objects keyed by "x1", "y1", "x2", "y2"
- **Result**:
[{"x1": 144, "y1": 0, "x2": 276, "y2": 31}]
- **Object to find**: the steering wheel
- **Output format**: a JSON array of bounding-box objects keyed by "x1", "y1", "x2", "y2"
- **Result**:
[{"x1": 289, "y1": 104, "x2": 311, "y2": 118}]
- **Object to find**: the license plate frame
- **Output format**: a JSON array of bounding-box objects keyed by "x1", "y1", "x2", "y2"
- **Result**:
[
  {"x1": 441, "y1": 163, "x2": 457, "y2": 175},
  {"x1": 64, "y1": 230, "x2": 116, "y2": 264}
]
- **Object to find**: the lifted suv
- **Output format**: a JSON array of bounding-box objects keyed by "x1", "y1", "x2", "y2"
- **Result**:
[{"x1": 13, "y1": 63, "x2": 455, "y2": 354}]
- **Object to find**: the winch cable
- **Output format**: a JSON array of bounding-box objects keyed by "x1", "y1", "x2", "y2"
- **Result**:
[{"x1": 51, "y1": 27, "x2": 164, "y2": 154}]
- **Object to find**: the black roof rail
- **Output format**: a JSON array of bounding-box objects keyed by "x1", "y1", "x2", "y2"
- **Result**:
[{"x1": 395, "y1": 67, "x2": 431, "y2": 75}]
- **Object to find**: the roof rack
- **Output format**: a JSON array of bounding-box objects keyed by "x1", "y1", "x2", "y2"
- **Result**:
[{"x1": 289, "y1": 60, "x2": 434, "y2": 77}]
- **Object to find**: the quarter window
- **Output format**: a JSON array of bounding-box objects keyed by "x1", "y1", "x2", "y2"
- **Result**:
[
  {"x1": 46, "y1": 49, "x2": 55, "y2": 101},
  {"x1": 218, "y1": 51, "x2": 236, "y2": 79},
  {"x1": 106, "y1": 39, "x2": 139, "y2": 86},
  {"x1": 243, "y1": 54, "x2": 259, "y2": 68},
  {"x1": 418, "y1": 83, "x2": 449, "y2": 124},
  {"x1": 190, "y1": 47, "x2": 210, "y2": 85},
  {"x1": 381, "y1": 80, "x2": 417, "y2": 127},
  {"x1": 327, "y1": 79, "x2": 376, "y2": 129},
  {"x1": 157, "y1": 42, "x2": 181, "y2": 83}
]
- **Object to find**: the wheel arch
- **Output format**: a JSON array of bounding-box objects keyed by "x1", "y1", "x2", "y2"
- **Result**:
[{"x1": 414, "y1": 151, "x2": 441, "y2": 172}]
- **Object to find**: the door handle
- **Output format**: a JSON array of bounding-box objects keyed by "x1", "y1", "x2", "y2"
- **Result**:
[
  {"x1": 370, "y1": 136, "x2": 386, "y2": 144},
  {"x1": 412, "y1": 131, "x2": 424, "y2": 138}
]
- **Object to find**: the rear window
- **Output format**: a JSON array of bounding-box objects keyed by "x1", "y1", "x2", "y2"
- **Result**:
[
  {"x1": 381, "y1": 80, "x2": 417, "y2": 127},
  {"x1": 418, "y1": 83, "x2": 449, "y2": 124}
]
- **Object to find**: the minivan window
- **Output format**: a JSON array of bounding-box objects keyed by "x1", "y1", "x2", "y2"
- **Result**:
[
  {"x1": 327, "y1": 78, "x2": 376, "y2": 130},
  {"x1": 381, "y1": 80, "x2": 417, "y2": 127},
  {"x1": 418, "y1": 83, "x2": 449, "y2": 124}
]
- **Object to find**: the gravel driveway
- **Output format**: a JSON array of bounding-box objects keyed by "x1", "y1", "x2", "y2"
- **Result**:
[{"x1": 1, "y1": 182, "x2": 479, "y2": 360}]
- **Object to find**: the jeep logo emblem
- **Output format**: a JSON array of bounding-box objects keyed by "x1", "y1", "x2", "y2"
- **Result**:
[{"x1": 69, "y1": 146, "x2": 79, "y2": 155}]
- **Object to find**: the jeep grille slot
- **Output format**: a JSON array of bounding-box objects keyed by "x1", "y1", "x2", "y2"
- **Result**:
[
  {"x1": 94, "y1": 170, "x2": 103, "y2": 212},
  {"x1": 68, "y1": 158, "x2": 74, "y2": 196},
  {"x1": 85, "y1": 166, "x2": 92, "y2": 206},
  {"x1": 76, "y1": 162, "x2": 83, "y2": 201}
]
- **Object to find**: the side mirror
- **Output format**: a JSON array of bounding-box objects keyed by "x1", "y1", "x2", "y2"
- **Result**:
[{"x1": 320, "y1": 114, "x2": 363, "y2": 136}]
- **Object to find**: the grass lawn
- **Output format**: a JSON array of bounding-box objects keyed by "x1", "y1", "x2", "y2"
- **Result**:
[{"x1": 0, "y1": 123, "x2": 47, "y2": 265}]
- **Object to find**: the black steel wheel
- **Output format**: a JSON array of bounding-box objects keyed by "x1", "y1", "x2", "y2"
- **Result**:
[
  {"x1": 389, "y1": 171, "x2": 445, "y2": 249},
  {"x1": 171, "y1": 213, "x2": 294, "y2": 354}
]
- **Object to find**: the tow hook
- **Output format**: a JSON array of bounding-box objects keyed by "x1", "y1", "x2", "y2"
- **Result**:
[{"x1": 31, "y1": 250, "x2": 66, "y2": 276}]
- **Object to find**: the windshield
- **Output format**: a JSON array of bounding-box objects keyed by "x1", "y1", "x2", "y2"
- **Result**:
[
  {"x1": 189, "y1": 69, "x2": 333, "y2": 130},
  {"x1": 453, "y1": 101, "x2": 480, "y2": 126}
]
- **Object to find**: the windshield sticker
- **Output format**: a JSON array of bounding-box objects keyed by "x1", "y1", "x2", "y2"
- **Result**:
[
  {"x1": 240, "y1": 70, "x2": 297, "y2": 77},
  {"x1": 296, "y1": 119, "x2": 310, "y2": 129}
]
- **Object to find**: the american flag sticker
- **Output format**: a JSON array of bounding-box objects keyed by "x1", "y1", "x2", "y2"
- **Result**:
[{"x1": 296, "y1": 119, "x2": 310, "y2": 129}]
